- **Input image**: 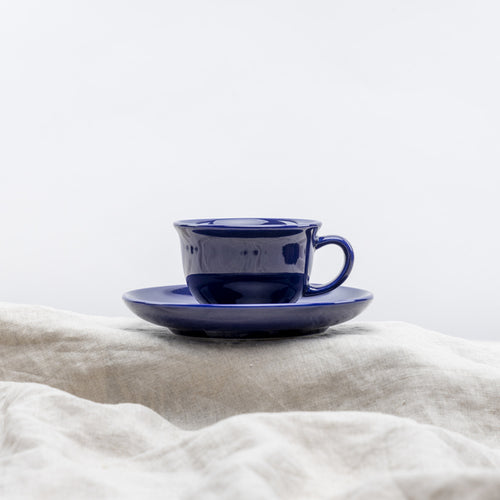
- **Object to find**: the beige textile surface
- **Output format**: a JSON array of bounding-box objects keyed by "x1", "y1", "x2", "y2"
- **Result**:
[{"x1": 0, "y1": 302, "x2": 499, "y2": 499}]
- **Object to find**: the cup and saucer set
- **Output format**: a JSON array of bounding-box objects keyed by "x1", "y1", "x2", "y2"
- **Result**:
[{"x1": 123, "y1": 218, "x2": 373, "y2": 339}]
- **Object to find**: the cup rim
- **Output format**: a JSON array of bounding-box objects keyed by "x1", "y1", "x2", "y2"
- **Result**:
[{"x1": 174, "y1": 218, "x2": 322, "y2": 229}]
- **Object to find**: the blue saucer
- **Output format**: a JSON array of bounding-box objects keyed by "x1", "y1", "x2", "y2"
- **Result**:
[{"x1": 123, "y1": 285, "x2": 373, "y2": 339}]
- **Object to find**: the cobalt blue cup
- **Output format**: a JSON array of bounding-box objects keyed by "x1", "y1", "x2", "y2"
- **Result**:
[{"x1": 174, "y1": 218, "x2": 354, "y2": 305}]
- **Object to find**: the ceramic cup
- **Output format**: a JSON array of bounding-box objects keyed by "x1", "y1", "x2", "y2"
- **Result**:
[{"x1": 174, "y1": 218, "x2": 354, "y2": 305}]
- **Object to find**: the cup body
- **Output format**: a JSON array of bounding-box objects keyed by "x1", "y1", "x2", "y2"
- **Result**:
[{"x1": 174, "y1": 218, "x2": 320, "y2": 304}]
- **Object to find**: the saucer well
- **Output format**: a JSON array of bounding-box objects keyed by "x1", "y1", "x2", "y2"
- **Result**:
[{"x1": 123, "y1": 285, "x2": 373, "y2": 339}]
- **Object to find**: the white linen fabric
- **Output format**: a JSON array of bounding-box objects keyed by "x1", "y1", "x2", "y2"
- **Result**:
[{"x1": 0, "y1": 302, "x2": 499, "y2": 499}]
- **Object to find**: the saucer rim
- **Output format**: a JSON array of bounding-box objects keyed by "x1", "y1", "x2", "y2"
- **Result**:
[{"x1": 122, "y1": 285, "x2": 374, "y2": 309}]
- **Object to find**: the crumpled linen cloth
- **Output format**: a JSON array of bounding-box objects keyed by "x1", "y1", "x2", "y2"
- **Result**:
[{"x1": 0, "y1": 303, "x2": 499, "y2": 499}]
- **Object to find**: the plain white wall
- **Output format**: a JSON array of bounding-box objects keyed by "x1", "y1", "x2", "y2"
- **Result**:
[{"x1": 1, "y1": 1, "x2": 499, "y2": 340}]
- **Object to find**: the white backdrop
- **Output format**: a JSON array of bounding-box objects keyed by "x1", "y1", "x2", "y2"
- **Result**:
[{"x1": 1, "y1": 1, "x2": 499, "y2": 340}]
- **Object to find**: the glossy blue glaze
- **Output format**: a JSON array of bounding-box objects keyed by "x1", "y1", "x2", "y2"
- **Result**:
[
  {"x1": 186, "y1": 272, "x2": 305, "y2": 304},
  {"x1": 174, "y1": 218, "x2": 355, "y2": 304},
  {"x1": 122, "y1": 285, "x2": 373, "y2": 339}
]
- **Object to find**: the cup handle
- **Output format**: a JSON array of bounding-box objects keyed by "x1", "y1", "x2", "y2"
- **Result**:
[{"x1": 304, "y1": 235, "x2": 355, "y2": 296}]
